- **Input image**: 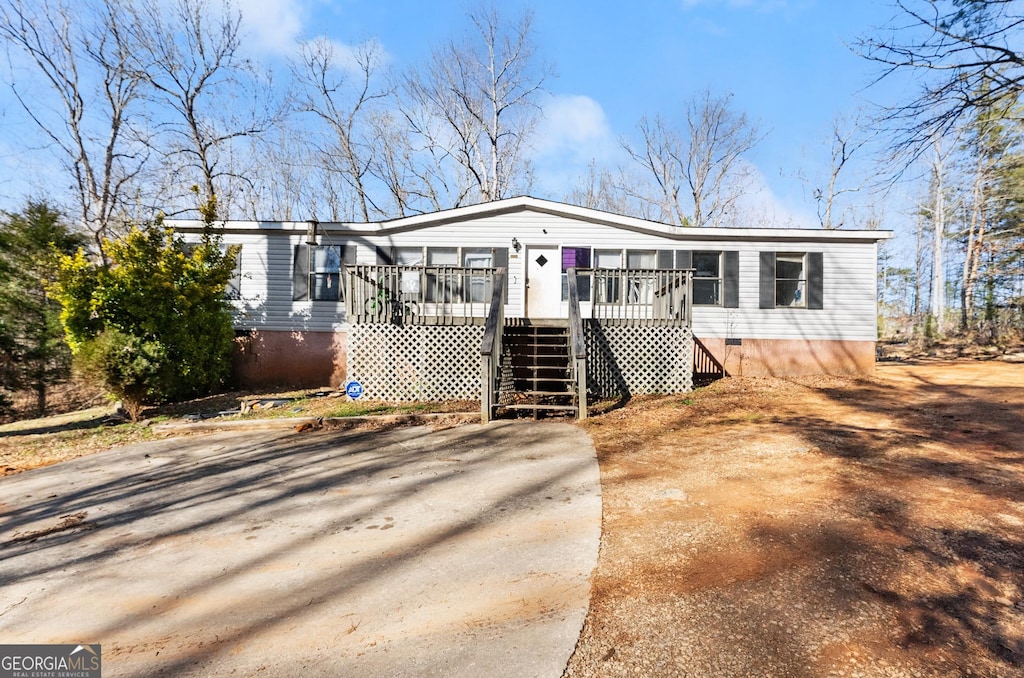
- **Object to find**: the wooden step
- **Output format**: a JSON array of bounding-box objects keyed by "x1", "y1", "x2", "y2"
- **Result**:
[
  {"x1": 503, "y1": 342, "x2": 568, "y2": 350},
  {"x1": 510, "y1": 376, "x2": 573, "y2": 383},
  {"x1": 517, "y1": 390, "x2": 574, "y2": 397},
  {"x1": 509, "y1": 368, "x2": 573, "y2": 374},
  {"x1": 501, "y1": 404, "x2": 578, "y2": 411}
]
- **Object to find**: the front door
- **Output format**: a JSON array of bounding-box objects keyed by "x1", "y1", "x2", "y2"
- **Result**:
[{"x1": 526, "y1": 246, "x2": 561, "y2": 318}]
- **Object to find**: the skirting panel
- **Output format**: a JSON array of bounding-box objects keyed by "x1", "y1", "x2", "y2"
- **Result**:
[
  {"x1": 348, "y1": 324, "x2": 485, "y2": 400},
  {"x1": 585, "y1": 321, "x2": 694, "y2": 397}
]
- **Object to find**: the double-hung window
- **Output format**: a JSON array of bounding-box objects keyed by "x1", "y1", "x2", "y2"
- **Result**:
[
  {"x1": 395, "y1": 246, "x2": 424, "y2": 295},
  {"x1": 293, "y1": 243, "x2": 355, "y2": 301},
  {"x1": 594, "y1": 249, "x2": 622, "y2": 303},
  {"x1": 310, "y1": 245, "x2": 342, "y2": 301},
  {"x1": 626, "y1": 250, "x2": 657, "y2": 304},
  {"x1": 463, "y1": 248, "x2": 494, "y2": 302},
  {"x1": 426, "y1": 247, "x2": 459, "y2": 302},
  {"x1": 759, "y1": 251, "x2": 823, "y2": 309},
  {"x1": 692, "y1": 251, "x2": 722, "y2": 306},
  {"x1": 775, "y1": 253, "x2": 807, "y2": 308}
]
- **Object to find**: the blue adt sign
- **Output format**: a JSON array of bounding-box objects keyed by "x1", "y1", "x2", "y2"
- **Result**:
[{"x1": 345, "y1": 380, "x2": 364, "y2": 399}]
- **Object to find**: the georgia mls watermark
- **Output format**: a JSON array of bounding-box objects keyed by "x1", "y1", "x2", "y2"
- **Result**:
[{"x1": 0, "y1": 644, "x2": 101, "y2": 678}]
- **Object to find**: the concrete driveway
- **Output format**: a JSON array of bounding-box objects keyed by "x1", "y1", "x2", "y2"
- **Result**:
[{"x1": 0, "y1": 421, "x2": 601, "y2": 677}]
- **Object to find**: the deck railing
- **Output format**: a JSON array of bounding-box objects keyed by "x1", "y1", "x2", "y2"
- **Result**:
[
  {"x1": 480, "y1": 269, "x2": 507, "y2": 422},
  {"x1": 347, "y1": 265, "x2": 692, "y2": 328},
  {"x1": 586, "y1": 268, "x2": 693, "y2": 325},
  {"x1": 346, "y1": 265, "x2": 498, "y2": 325}
]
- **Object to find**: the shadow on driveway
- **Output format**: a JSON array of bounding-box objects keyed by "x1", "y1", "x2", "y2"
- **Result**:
[{"x1": 0, "y1": 421, "x2": 601, "y2": 678}]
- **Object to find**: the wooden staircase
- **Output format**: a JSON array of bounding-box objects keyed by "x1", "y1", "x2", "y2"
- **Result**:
[{"x1": 498, "y1": 323, "x2": 579, "y2": 418}]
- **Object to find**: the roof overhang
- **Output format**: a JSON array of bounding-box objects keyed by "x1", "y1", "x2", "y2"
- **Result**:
[{"x1": 167, "y1": 196, "x2": 895, "y2": 243}]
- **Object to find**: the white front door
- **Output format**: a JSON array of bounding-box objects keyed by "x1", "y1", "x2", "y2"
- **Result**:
[{"x1": 526, "y1": 246, "x2": 562, "y2": 318}]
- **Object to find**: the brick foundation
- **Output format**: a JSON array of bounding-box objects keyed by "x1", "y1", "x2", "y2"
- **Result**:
[
  {"x1": 696, "y1": 337, "x2": 876, "y2": 377},
  {"x1": 232, "y1": 330, "x2": 347, "y2": 389}
]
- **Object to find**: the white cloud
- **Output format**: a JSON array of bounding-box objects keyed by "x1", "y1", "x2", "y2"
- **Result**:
[
  {"x1": 531, "y1": 94, "x2": 623, "y2": 199},
  {"x1": 233, "y1": 0, "x2": 390, "y2": 71},
  {"x1": 235, "y1": 0, "x2": 307, "y2": 56},
  {"x1": 533, "y1": 94, "x2": 617, "y2": 161},
  {"x1": 728, "y1": 160, "x2": 817, "y2": 228}
]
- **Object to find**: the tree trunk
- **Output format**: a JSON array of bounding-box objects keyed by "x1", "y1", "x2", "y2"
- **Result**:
[{"x1": 930, "y1": 139, "x2": 946, "y2": 335}]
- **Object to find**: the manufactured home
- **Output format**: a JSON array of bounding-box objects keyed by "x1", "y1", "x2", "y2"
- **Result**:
[{"x1": 173, "y1": 196, "x2": 891, "y2": 419}]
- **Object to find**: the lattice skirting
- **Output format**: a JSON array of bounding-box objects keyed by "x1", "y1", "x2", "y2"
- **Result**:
[
  {"x1": 585, "y1": 321, "x2": 694, "y2": 397},
  {"x1": 347, "y1": 324, "x2": 484, "y2": 400}
]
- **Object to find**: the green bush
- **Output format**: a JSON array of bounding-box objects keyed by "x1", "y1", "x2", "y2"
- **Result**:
[{"x1": 51, "y1": 210, "x2": 238, "y2": 419}]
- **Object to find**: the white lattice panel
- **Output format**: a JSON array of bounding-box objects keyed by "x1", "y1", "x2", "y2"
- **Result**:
[
  {"x1": 585, "y1": 322, "x2": 694, "y2": 397},
  {"x1": 348, "y1": 324, "x2": 484, "y2": 400}
]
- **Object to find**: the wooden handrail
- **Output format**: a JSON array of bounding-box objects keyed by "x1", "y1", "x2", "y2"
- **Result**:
[
  {"x1": 481, "y1": 269, "x2": 507, "y2": 357},
  {"x1": 566, "y1": 268, "x2": 587, "y2": 359},
  {"x1": 567, "y1": 268, "x2": 588, "y2": 420},
  {"x1": 480, "y1": 269, "x2": 507, "y2": 422}
]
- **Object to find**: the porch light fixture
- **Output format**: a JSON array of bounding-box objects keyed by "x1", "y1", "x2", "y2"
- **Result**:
[
  {"x1": 306, "y1": 219, "x2": 319, "y2": 245},
  {"x1": 512, "y1": 237, "x2": 521, "y2": 253}
]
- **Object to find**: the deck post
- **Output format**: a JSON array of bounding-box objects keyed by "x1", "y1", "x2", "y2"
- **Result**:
[{"x1": 481, "y1": 354, "x2": 493, "y2": 423}]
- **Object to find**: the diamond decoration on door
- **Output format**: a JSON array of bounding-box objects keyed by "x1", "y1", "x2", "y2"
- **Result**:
[{"x1": 535, "y1": 254, "x2": 548, "y2": 267}]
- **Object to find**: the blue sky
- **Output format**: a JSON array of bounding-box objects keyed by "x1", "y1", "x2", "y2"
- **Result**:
[{"x1": 0, "y1": 0, "x2": 914, "y2": 229}]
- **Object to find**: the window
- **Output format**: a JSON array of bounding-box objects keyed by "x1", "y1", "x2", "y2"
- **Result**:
[
  {"x1": 561, "y1": 246, "x2": 592, "y2": 302},
  {"x1": 463, "y1": 248, "x2": 493, "y2": 302},
  {"x1": 426, "y1": 247, "x2": 459, "y2": 302},
  {"x1": 396, "y1": 246, "x2": 424, "y2": 295},
  {"x1": 182, "y1": 241, "x2": 243, "y2": 300},
  {"x1": 310, "y1": 245, "x2": 343, "y2": 301},
  {"x1": 226, "y1": 245, "x2": 243, "y2": 300},
  {"x1": 775, "y1": 253, "x2": 806, "y2": 307},
  {"x1": 385, "y1": 246, "x2": 504, "y2": 303},
  {"x1": 692, "y1": 251, "x2": 722, "y2": 306},
  {"x1": 759, "y1": 251, "x2": 823, "y2": 310},
  {"x1": 625, "y1": 250, "x2": 656, "y2": 303},
  {"x1": 427, "y1": 247, "x2": 459, "y2": 266},
  {"x1": 590, "y1": 249, "x2": 678, "y2": 304},
  {"x1": 594, "y1": 249, "x2": 622, "y2": 303},
  {"x1": 293, "y1": 243, "x2": 354, "y2": 301},
  {"x1": 626, "y1": 249, "x2": 656, "y2": 269}
]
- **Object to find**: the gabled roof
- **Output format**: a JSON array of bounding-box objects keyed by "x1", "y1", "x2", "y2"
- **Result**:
[
  {"x1": 363, "y1": 196, "x2": 893, "y2": 242},
  {"x1": 169, "y1": 195, "x2": 893, "y2": 242}
]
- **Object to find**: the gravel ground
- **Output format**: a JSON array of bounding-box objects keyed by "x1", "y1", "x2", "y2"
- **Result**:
[{"x1": 563, "y1": 360, "x2": 1024, "y2": 678}]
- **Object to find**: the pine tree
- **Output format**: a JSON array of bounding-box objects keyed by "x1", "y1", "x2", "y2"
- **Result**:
[{"x1": 0, "y1": 202, "x2": 88, "y2": 415}]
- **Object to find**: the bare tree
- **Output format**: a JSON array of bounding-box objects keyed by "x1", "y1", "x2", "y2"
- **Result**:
[
  {"x1": 857, "y1": 0, "x2": 1024, "y2": 159},
  {"x1": 0, "y1": 0, "x2": 146, "y2": 255},
  {"x1": 243, "y1": 121, "x2": 316, "y2": 221},
  {"x1": 564, "y1": 160, "x2": 656, "y2": 220},
  {"x1": 814, "y1": 114, "x2": 873, "y2": 229},
  {"x1": 623, "y1": 115, "x2": 690, "y2": 225},
  {"x1": 623, "y1": 90, "x2": 762, "y2": 227},
  {"x1": 292, "y1": 38, "x2": 390, "y2": 221},
  {"x1": 399, "y1": 4, "x2": 550, "y2": 207},
  {"x1": 926, "y1": 136, "x2": 950, "y2": 335},
  {"x1": 127, "y1": 0, "x2": 277, "y2": 217},
  {"x1": 367, "y1": 108, "x2": 461, "y2": 217}
]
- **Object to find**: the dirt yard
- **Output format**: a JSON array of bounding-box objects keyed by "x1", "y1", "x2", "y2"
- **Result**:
[
  {"x1": 3, "y1": 360, "x2": 1022, "y2": 676},
  {"x1": 564, "y1": 360, "x2": 1024, "y2": 677}
]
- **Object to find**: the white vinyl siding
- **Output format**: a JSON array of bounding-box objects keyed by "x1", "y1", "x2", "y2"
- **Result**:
[{"x1": 178, "y1": 209, "x2": 882, "y2": 340}]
